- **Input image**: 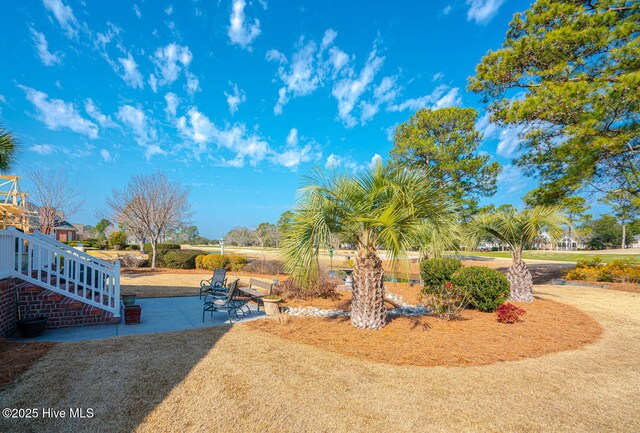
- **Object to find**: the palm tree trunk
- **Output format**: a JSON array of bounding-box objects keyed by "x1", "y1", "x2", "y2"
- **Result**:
[
  {"x1": 351, "y1": 249, "x2": 386, "y2": 329},
  {"x1": 507, "y1": 249, "x2": 534, "y2": 302}
]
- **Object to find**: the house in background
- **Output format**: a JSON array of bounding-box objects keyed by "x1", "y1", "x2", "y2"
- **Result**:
[
  {"x1": 631, "y1": 234, "x2": 640, "y2": 249},
  {"x1": 54, "y1": 220, "x2": 78, "y2": 242}
]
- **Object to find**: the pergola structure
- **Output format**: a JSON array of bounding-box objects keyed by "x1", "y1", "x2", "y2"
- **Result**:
[{"x1": 0, "y1": 175, "x2": 30, "y2": 232}]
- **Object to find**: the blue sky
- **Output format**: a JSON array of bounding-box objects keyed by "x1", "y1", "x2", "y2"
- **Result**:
[{"x1": 1, "y1": 0, "x2": 552, "y2": 238}]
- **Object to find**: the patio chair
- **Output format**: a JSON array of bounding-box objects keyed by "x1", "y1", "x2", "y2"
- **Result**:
[
  {"x1": 200, "y1": 268, "x2": 228, "y2": 299},
  {"x1": 202, "y1": 279, "x2": 250, "y2": 323}
]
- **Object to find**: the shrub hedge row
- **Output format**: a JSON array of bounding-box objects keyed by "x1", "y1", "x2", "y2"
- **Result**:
[
  {"x1": 143, "y1": 243, "x2": 181, "y2": 251},
  {"x1": 195, "y1": 254, "x2": 248, "y2": 271},
  {"x1": 149, "y1": 249, "x2": 207, "y2": 269}
]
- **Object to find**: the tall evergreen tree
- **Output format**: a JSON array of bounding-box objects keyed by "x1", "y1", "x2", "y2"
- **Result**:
[
  {"x1": 391, "y1": 107, "x2": 501, "y2": 218},
  {"x1": 470, "y1": 0, "x2": 640, "y2": 201}
]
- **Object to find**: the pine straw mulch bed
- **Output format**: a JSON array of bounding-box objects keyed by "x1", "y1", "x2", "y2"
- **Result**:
[
  {"x1": 0, "y1": 339, "x2": 56, "y2": 390},
  {"x1": 248, "y1": 297, "x2": 603, "y2": 367}
]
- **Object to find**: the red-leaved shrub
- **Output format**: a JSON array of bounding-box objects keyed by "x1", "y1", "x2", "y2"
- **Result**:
[{"x1": 496, "y1": 303, "x2": 526, "y2": 324}]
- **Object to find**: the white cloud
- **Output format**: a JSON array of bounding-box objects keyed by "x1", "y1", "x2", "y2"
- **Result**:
[
  {"x1": 186, "y1": 72, "x2": 201, "y2": 96},
  {"x1": 271, "y1": 128, "x2": 318, "y2": 169},
  {"x1": 84, "y1": 98, "x2": 116, "y2": 128},
  {"x1": 150, "y1": 43, "x2": 193, "y2": 88},
  {"x1": 496, "y1": 128, "x2": 525, "y2": 157},
  {"x1": 266, "y1": 49, "x2": 287, "y2": 64},
  {"x1": 432, "y1": 87, "x2": 461, "y2": 109},
  {"x1": 443, "y1": 5, "x2": 453, "y2": 15},
  {"x1": 273, "y1": 38, "x2": 320, "y2": 115},
  {"x1": 477, "y1": 111, "x2": 525, "y2": 158},
  {"x1": 43, "y1": 0, "x2": 79, "y2": 38},
  {"x1": 323, "y1": 153, "x2": 362, "y2": 172},
  {"x1": 272, "y1": 145, "x2": 316, "y2": 169},
  {"x1": 116, "y1": 105, "x2": 163, "y2": 158},
  {"x1": 30, "y1": 27, "x2": 62, "y2": 66},
  {"x1": 466, "y1": 0, "x2": 504, "y2": 24},
  {"x1": 497, "y1": 164, "x2": 527, "y2": 193},
  {"x1": 175, "y1": 107, "x2": 268, "y2": 166},
  {"x1": 327, "y1": 47, "x2": 350, "y2": 78},
  {"x1": 369, "y1": 153, "x2": 382, "y2": 169},
  {"x1": 149, "y1": 74, "x2": 158, "y2": 93},
  {"x1": 286, "y1": 128, "x2": 298, "y2": 146},
  {"x1": 268, "y1": 29, "x2": 397, "y2": 124},
  {"x1": 165, "y1": 5, "x2": 173, "y2": 15},
  {"x1": 20, "y1": 86, "x2": 98, "y2": 139},
  {"x1": 228, "y1": 0, "x2": 261, "y2": 50},
  {"x1": 30, "y1": 144, "x2": 56, "y2": 155},
  {"x1": 173, "y1": 105, "x2": 316, "y2": 170},
  {"x1": 133, "y1": 4, "x2": 141, "y2": 18},
  {"x1": 359, "y1": 75, "x2": 399, "y2": 124},
  {"x1": 164, "y1": 92, "x2": 180, "y2": 117},
  {"x1": 385, "y1": 125, "x2": 396, "y2": 142},
  {"x1": 432, "y1": 72, "x2": 444, "y2": 82},
  {"x1": 117, "y1": 53, "x2": 144, "y2": 89},
  {"x1": 100, "y1": 149, "x2": 113, "y2": 162},
  {"x1": 389, "y1": 85, "x2": 461, "y2": 112},
  {"x1": 224, "y1": 82, "x2": 246, "y2": 115},
  {"x1": 332, "y1": 49, "x2": 385, "y2": 127}
]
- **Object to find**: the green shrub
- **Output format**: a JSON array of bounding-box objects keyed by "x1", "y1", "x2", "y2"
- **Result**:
[
  {"x1": 161, "y1": 250, "x2": 205, "y2": 269},
  {"x1": 129, "y1": 244, "x2": 140, "y2": 250},
  {"x1": 108, "y1": 231, "x2": 128, "y2": 249},
  {"x1": 80, "y1": 238, "x2": 105, "y2": 249},
  {"x1": 196, "y1": 254, "x2": 248, "y2": 271},
  {"x1": 420, "y1": 257, "x2": 462, "y2": 290},
  {"x1": 143, "y1": 242, "x2": 181, "y2": 251},
  {"x1": 450, "y1": 266, "x2": 510, "y2": 312}
]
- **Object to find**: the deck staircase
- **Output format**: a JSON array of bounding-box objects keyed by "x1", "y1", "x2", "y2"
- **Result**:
[{"x1": 0, "y1": 227, "x2": 120, "y2": 318}]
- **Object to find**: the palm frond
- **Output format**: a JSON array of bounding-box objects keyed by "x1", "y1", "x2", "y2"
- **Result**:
[
  {"x1": 281, "y1": 160, "x2": 457, "y2": 288},
  {"x1": 0, "y1": 127, "x2": 18, "y2": 173}
]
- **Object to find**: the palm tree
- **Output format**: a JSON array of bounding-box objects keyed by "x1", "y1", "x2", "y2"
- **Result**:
[
  {"x1": 282, "y1": 161, "x2": 453, "y2": 330},
  {"x1": 0, "y1": 126, "x2": 18, "y2": 172},
  {"x1": 465, "y1": 206, "x2": 564, "y2": 302}
]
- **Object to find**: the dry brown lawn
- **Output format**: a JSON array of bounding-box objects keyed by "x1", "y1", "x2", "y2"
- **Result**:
[
  {"x1": 1, "y1": 284, "x2": 639, "y2": 432},
  {"x1": 0, "y1": 340, "x2": 55, "y2": 390}
]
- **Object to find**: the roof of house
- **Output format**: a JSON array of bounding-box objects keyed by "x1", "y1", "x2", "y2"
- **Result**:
[{"x1": 54, "y1": 220, "x2": 77, "y2": 231}]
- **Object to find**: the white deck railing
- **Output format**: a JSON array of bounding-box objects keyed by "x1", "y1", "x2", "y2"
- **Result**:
[{"x1": 0, "y1": 227, "x2": 120, "y2": 317}]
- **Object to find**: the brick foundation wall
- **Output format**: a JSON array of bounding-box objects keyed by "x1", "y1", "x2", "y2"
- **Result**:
[
  {"x1": 17, "y1": 282, "x2": 120, "y2": 329},
  {"x1": 0, "y1": 278, "x2": 18, "y2": 337},
  {"x1": 0, "y1": 277, "x2": 120, "y2": 336}
]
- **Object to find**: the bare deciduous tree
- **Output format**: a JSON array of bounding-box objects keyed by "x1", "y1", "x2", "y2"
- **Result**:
[
  {"x1": 106, "y1": 171, "x2": 190, "y2": 268},
  {"x1": 27, "y1": 169, "x2": 84, "y2": 234}
]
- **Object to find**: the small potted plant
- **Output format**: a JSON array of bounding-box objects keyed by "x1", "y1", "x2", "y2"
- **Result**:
[
  {"x1": 262, "y1": 296, "x2": 282, "y2": 316},
  {"x1": 17, "y1": 316, "x2": 48, "y2": 338},
  {"x1": 121, "y1": 292, "x2": 137, "y2": 307}
]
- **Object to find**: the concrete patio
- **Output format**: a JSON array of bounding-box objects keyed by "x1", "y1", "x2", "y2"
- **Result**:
[{"x1": 11, "y1": 296, "x2": 265, "y2": 342}]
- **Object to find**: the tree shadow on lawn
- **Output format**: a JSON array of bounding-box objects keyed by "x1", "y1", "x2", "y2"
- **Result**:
[
  {"x1": 122, "y1": 284, "x2": 201, "y2": 298},
  {"x1": 496, "y1": 263, "x2": 574, "y2": 285},
  {"x1": 0, "y1": 325, "x2": 232, "y2": 433}
]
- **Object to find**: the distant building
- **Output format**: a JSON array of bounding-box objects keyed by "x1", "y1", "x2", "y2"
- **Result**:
[
  {"x1": 631, "y1": 235, "x2": 640, "y2": 249},
  {"x1": 54, "y1": 220, "x2": 78, "y2": 242}
]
